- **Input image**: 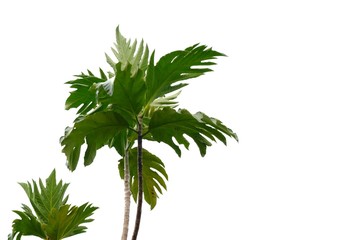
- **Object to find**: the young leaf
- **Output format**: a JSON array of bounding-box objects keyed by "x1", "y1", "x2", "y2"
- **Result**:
[
  {"x1": 107, "y1": 27, "x2": 150, "y2": 76},
  {"x1": 9, "y1": 170, "x2": 98, "y2": 240},
  {"x1": 18, "y1": 170, "x2": 69, "y2": 224}
]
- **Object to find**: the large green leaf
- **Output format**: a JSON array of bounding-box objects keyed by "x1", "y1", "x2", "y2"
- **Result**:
[
  {"x1": 60, "y1": 111, "x2": 129, "y2": 171},
  {"x1": 118, "y1": 148, "x2": 168, "y2": 209},
  {"x1": 146, "y1": 107, "x2": 238, "y2": 157},
  {"x1": 45, "y1": 203, "x2": 97, "y2": 239},
  {"x1": 110, "y1": 62, "x2": 146, "y2": 122},
  {"x1": 145, "y1": 44, "x2": 225, "y2": 105}
]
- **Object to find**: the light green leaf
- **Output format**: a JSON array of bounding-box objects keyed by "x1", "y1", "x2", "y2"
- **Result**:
[
  {"x1": 18, "y1": 170, "x2": 69, "y2": 224},
  {"x1": 107, "y1": 27, "x2": 150, "y2": 76},
  {"x1": 118, "y1": 148, "x2": 168, "y2": 209}
]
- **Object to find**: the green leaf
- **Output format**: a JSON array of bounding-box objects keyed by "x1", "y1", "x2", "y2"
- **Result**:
[
  {"x1": 10, "y1": 208, "x2": 46, "y2": 240},
  {"x1": 110, "y1": 62, "x2": 146, "y2": 121},
  {"x1": 108, "y1": 129, "x2": 129, "y2": 157},
  {"x1": 18, "y1": 170, "x2": 69, "y2": 224},
  {"x1": 106, "y1": 27, "x2": 150, "y2": 76},
  {"x1": 45, "y1": 203, "x2": 97, "y2": 239},
  {"x1": 118, "y1": 148, "x2": 168, "y2": 209},
  {"x1": 145, "y1": 44, "x2": 225, "y2": 105},
  {"x1": 193, "y1": 111, "x2": 239, "y2": 143},
  {"x1": 144, "y1": 90, "x2": 181, "y2": 117},
  {"x1": 10, "y1": 170, "x2": 97, "y2": 240},
  {"x1": 65, "y1": 69, "x2": 108, "y2": 115},
  {"x1": 147, "y1": 107, "x2": 237, "y2": 157},
  {"x1": 60, "y1": 111, "x2": 129, "y2": 171}
]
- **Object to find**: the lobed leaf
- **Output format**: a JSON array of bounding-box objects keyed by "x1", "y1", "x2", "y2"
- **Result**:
[
  {"x1": 145, "y1": 44, "x2": 225, "y2": 106},
  {"x1": 110, "y1": 62, "x2": 147, "y2": 121},
  {"x1": 146, "y1": 107, "x2": 238, "y2": 157},
  {"x1": 45, "y1": 203, "x2": 98, "y2": 239},
  {"x1": 9, "y1": 209, "x2": 46, "y2": 240},
  {"x1": 18, "y1": 170, "x2": 70, "y2": 224},
  {"x1": 60, "y1": 111, "x2": 129, "y2": 171},
  {"x1": 118, "y1": 148, "x2": 168, "y2": 209},
  {"x1": 107, "y1": 27, "x2": 150, "y2": 76},
  {"x1": 65, "y1": 69, "x2": 108, "y2": 115},
  {"x1": 9, "y1": 170, "x2": 97, "y2": 240}
]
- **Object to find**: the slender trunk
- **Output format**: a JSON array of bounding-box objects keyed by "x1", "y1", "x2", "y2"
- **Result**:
[
  {"x1": 121, "y1": 149, "x2": 131, "y2": 240},
  {"x1": 131, "y1": 116, "x2": 143, "y2": 240}
]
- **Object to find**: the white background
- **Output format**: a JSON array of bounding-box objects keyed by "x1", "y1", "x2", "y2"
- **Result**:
[{"x1": 1, "y1": 0, "x2": 360, "y2": 239}]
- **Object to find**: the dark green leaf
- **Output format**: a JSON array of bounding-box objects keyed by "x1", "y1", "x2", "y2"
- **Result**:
[
  {"x1": 109, "y1": 129, "x2": 137, "y2": 157},
  {"x1": 145, "y1": 44, "x2": 225, "y2": 105},
  {"x1": 118, "y1": 148, "x2": 168, "y2": 209},
  {"x1": 110, "y1": 62, "x2": 146, "y2": 120},
  {"x1": 65, "y1": 69, "x2": 108, "y2": 115},
  {"x1": 10, "y1": 209, "x2": 46, "y2": 240},
  {"x1": 147, "y1": 107, "x2": 237, "y2": 157},
  {"x1": 193, "y1": 112, "x2": 239, "y2": 142},
  {"x1": 60, "y1": 111, "x2": 129, "y2": 171}
]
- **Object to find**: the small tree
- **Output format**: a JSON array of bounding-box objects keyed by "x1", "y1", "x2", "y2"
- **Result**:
[
  {"x1": 8, "y1": 170, "x2": 97, "y2": 240},
  {"x1": 60, "y1": 27, "x2": 238, "y2": 240}
]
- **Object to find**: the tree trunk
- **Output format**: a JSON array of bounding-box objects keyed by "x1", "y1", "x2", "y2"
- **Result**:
[
  {"x1": 131, "y1": 116, "x2": 143, "y2": 240},
  {"x1": 121, "y1": 149, "x2": 131, "y2": 240}
]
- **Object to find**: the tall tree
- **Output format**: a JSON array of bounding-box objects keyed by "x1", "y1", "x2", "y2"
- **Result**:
[{"x1": 60, "y1": 27, "x2": 238, "y2": 240}]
